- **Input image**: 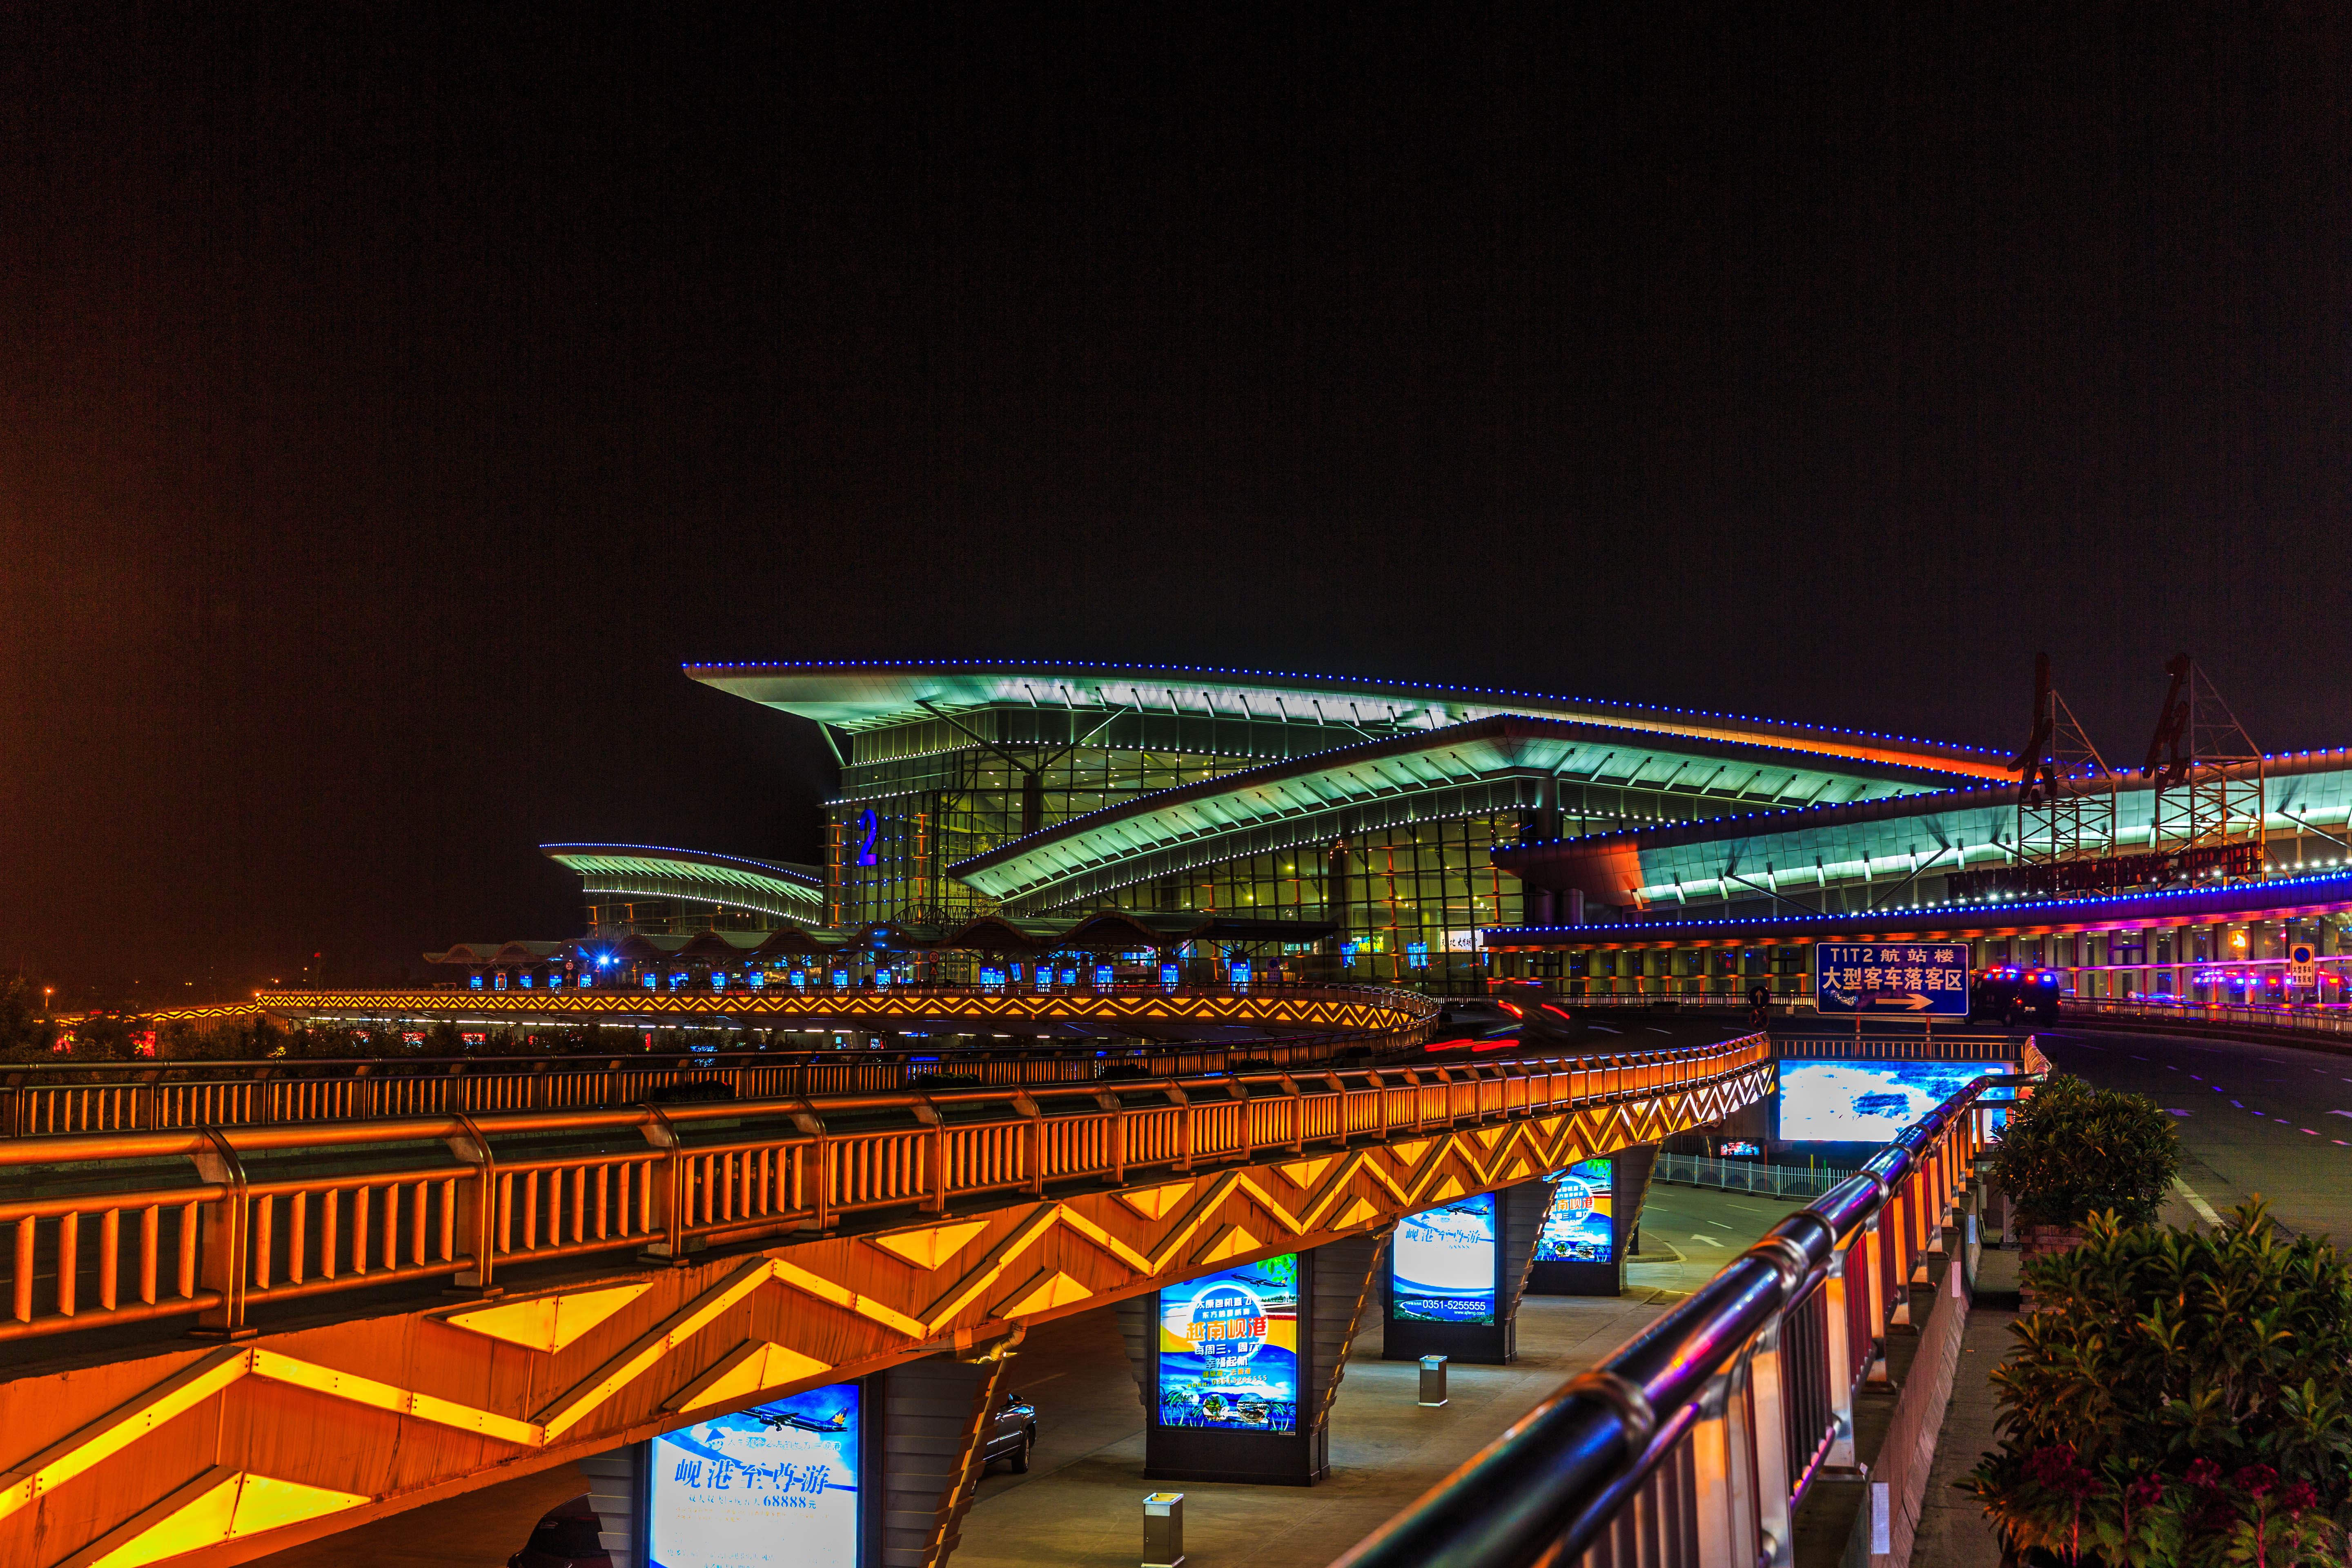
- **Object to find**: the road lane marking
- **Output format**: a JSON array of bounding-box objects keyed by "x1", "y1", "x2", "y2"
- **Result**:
[
  {"x1": 2173, "y1": 1179, "x2": 2224, "y2": 1227},
  {"x1": 1688, "y1": 1234, "x2": 1724, "y2": 1247}
]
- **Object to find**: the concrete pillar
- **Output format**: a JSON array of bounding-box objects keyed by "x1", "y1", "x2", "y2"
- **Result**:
[
  {"x1": 579, "y1": 1445, "x2": 641, "y2": 1568},
  {"x1": 1118, "y1": 1234, "x2": 1385, "y2": 1486},
  {"x1": 879, "y1": 1352, "x2": 1013, "y2": 1568},
  {"x1": 1385, "y1": 1180, "x2": 1561, "y2": 1366}
]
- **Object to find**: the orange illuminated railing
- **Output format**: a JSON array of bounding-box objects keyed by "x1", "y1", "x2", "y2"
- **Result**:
[{"x1": 0, "y1": 1032, "x2": 1774, "y2": 1346}]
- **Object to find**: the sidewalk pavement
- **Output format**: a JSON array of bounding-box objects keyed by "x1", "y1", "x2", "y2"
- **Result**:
[{"x1": 1909, "y1": 1245, "x2": 2017, "y2": 1567}]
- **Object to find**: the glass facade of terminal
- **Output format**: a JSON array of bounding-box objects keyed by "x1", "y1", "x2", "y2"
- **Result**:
[
  {"x1": 823, "y1": 708, "x2": 1525, "y2": 990},
  {"x1": 1490, "y1": 910, "x2": 2352, "y2": 1006}
]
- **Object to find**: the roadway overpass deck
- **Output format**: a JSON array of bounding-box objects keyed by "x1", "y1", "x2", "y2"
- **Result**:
[{"x1": 0, "y1": 1027, "x2": 1772, "y2": 1568}]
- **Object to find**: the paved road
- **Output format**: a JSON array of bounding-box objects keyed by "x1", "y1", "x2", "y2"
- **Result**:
[{"x1": 2036, "y1": 1025, "x2": 2352, "y2": 1242}]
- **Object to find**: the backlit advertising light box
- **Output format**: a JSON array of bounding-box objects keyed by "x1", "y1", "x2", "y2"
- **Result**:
[
  {"x1": 1156, "y1": 1255, "x2": 1300, "y2": 1432},
  {"x1": 1536, "y1": 1160, "x2": 1614, "y2": 1265},
  {"x1": 1392, "y1": 1193, "x2": 1498, "y2": 1323},
  {"x1": 648, "y1": 1382, "x2": 861, "y2": 1568},
  {"x1": 1776, "y1": 1060, "x2": 2011, "y2": 1144}
]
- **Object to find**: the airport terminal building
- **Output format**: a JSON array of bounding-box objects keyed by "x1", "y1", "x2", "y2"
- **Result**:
[{"x1": 442, "y1": 659, "x2": 2352, "y2": 1005}]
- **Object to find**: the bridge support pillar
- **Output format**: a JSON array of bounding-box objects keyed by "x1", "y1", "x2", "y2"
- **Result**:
[
  {"x1": 571, "y1": 1346, "x2": 1016, "y2": 1568},
  {"x1": 1118, "y1": 1231, "x2": 1386, "y2": 1486},
  {"x1": 1387, "y1": 1177, "x2": 1559, "y2": 1363},
  {"x1": 1528, "y1": 1147, "x2": 1654, "y2": 1297},
  {"x1": 879, "y1": 1350, "x2": 1017, "y2": 1568}
]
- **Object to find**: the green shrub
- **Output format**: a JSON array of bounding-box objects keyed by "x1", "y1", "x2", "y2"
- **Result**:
[
  {"x1": 1999, "y1": 1073, "x2": 2181, "y2": 1228},
  {"x1": 1964, "y1": 1200, "x2": 2352, "y2": 1565}
]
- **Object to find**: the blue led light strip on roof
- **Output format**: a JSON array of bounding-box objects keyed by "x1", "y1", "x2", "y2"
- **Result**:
[{"x1": 1482, "y1": 866, "x2": 2352, "y2": 939}]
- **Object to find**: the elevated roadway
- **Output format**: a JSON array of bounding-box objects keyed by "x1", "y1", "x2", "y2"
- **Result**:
[
  {"x1": 2036, "y1": 1023, "x2": 2352, "y2": 1241},
  {"x1": 0, "y1": 1027, "x2": 1772, "y2": 1568}
]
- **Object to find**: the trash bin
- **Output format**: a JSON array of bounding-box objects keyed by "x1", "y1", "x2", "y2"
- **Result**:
[
  {"x1": 1143, "y1": 1491, "x2": 1185, "y2": 1568},
  {"x1": 1418, "y1": 1354, "x2": 1449, "y2": 1407}
]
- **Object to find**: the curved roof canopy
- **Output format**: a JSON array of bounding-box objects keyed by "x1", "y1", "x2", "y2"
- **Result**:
[
  {"x1": 541, "y1": 844, "x2": 825, "y2": 922},
  {"x1": 947, "y1": 714, "x2": 1983, "y2": 912},
  {"x1": 686, "y1": 659, "x2": 2009, "y2": 778}
]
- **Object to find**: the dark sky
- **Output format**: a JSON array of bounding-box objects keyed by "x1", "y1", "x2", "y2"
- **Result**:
[{"x1": 6, "y1": 7, "x2": 2350, "y2": 1002}]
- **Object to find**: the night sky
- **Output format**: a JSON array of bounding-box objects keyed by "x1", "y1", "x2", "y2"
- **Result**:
[{"x1": 6, "y1": 9, "x2": 2349, "y2": 1002}]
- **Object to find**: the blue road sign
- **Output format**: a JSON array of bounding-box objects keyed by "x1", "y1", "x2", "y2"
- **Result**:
[{"x1": 1814, "y1": 942, "x2": 1970, "y2": 1016}]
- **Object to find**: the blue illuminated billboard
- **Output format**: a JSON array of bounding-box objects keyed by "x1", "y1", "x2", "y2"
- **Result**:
[
  {"x1": 1156, "y1": 1255, "x2": 1299, "y2": 1432},
  {"x1": 1392, "y1": 1193, "x2": 1497, "y2": 1323},
  {"x1": 1777, "y1": 1060, "x2": 2011, "y2": 1143},
  {"x1": 648, "y1": 1382, "x2": 860, "y2": 1568},
  {"x1": 1536, "y1": 1160, "x2": 1613, "y2": 1264}
]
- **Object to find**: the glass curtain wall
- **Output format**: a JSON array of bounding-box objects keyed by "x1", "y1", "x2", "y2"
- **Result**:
[
  {"x1": 1132, "y1": 815, "x2": 1523, "y2": 990},
  {"x1": 829, "y1": 744, "x2": 1278, "y2": 928},
  {"x1": 824, "y1": 708, "x2": 1527, "y2": 992}
]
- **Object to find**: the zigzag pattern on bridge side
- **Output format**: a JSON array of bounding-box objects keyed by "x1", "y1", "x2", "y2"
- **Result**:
[
  {"x1": 155, "y1": 988, "x2": 1431, "y2": 1033},
  {"x1": 0, "y1": 1058, "x2": 1768, "y2": 1568}
]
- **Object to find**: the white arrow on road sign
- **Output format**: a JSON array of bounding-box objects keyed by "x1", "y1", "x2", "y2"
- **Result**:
[
  {"x1": 1872, "y1": 992, "x2": 1936, "y2": 1011},
  {"x1": 1688, "y1": 1234, "x2": 1724, "y2": 1247}
]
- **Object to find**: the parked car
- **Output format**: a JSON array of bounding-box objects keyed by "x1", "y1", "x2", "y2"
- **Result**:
[
  {"x1": 509, "y1": 1495, "x2": 611, "y2": 1568},
  {"x1": 982, "y1": 1388, "x2": 1039, "y2": 1472},
  {"x1": 1969, "y1": 966, "x2": 2061, "y2": 1026}
]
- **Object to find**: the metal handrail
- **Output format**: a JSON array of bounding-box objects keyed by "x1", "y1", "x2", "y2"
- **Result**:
[
  {"x1": 0, "y1": 1031, "x2": 1776, "y2": 1347},
  {"x1": 1334, "y1": 1070, "x2": 2027, "y2": 1568},
  {"x1": 2065, "y1": 996, "x2": 2352, "y2": 1038}
]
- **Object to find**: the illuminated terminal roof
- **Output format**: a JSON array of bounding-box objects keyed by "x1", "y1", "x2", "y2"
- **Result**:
[
  {"x1": 541, "y1": 844, "x2": 826, "y2": 922},
  {"x1": 686, "y1": 658, "x2": 2013, "y2": 779},
  {"x1": 1482, "y1": 865, "x2": 2352, "y2": 948},
  {"x1": 1496, "y1": 747, "x2": 2352, "y2": 913},
  {"x1": 949, "y1": 715, "x2": 1980, "y2": 912}
]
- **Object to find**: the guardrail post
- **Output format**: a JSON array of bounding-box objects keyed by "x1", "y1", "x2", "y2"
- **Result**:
[
  {"x1": 1861, "y1": 1213, "x2": 1888, "y2": 1359},
  {"x1": 1097, "y1": 1091, "x2": 1127, "y2": 1186},
  {"x1": 1016, "y1": 1092, "x2": 1045, "y2": 1195},
  {"x1": 637, "y1": 1106, "x2": 689, "y2": 1261},
  {"x1": 912, "y1": 1098, "x2": 947, "y2": 1214},
  {"x1": 1748, "y1": 1314, "x2": 1795, "y2": 1567},
  {"x1": 188, "y1": 1129, "x2": 252, "y2": 1339},
  {"x1": 1692, "y1": 1361, "x2": 1760, "y2": 1568},
  {"x1": 446, "y1": 1113, "x2": 497, "y2": 1292},
  {"x1": 1822, "y1": 1246, "x2": 1860, "y2": 1469}
]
